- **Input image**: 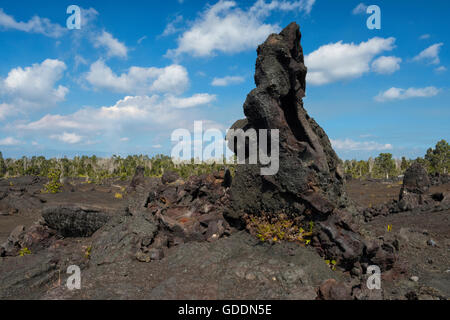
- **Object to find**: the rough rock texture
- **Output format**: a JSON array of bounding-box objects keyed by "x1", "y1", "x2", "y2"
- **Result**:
[
  {"x1": 1, "y1": 231, "x2": 343, "y2": 300},
  {"x1": 161, "y1": 171, "x2": 180, "y2": 185},
  {"x1": 42, "y1": 205, "x2": 114, "y2": 237},
  {"x1": 402, "y1": 163, "x2": 431, "y2": 193},
  {"x1": 226, "y1": 22, "x2": 394, "y2": 272},
  {"x1": 0, "y1": 176, "x2": 47, "y2": 216},
  {"x1": 429, "y1": 173, "x2": 450, "y2": 186},
  {"x1": 85, "y1": 171, "x2": 234, "y2": 269},
  {"x1": 399, "y1": 163, "x2": 431, "y2": 211},
  {"x1": 90, "y1": 214, "x2": 159, "y2": 266},
  {"x1": 227, "y1": 22, "x2": 347, "y2": 220},
  {"x1": 317, "y1": 279, "x2": 353, "y2": 300},
  {"x1": 133, "y1": 173, "x2": 233, "y2": 246},
  {"x1": 129, "y1": 166, "x2": 145, "y2": 191},
  {"x1": 362, "y1": 164, "x2": 449, "y2": 221},
  {"x1": 0, "y1": 220, "x2": 56, "y2": 257}
]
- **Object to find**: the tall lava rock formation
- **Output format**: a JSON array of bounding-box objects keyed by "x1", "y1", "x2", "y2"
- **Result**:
[
  {"x1": 227, "y1": 22, "x2": 348, "y2": 220},
  {"x1": 227, "y1": 23, "x2": 396, "y2": 271}
]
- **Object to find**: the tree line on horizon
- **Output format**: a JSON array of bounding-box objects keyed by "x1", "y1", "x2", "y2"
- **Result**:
[
  {"x1": 0, "y1": 140, "x2": 448, "y2": 182},
  {"x1": 342, "y1": 139, "x2": 449, "y2": 179},
  {"x1": 0, "y1": 153, "x2": 232, "y2": 183}
]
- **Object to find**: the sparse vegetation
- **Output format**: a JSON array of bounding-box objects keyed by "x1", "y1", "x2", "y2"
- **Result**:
[
  {"x1": 325, "y1": 259, "x2": 337, "y2": 271},
  {"x1": 84, "y1": 246, "x2": 92, "y2": 259},
  {"x1": 245, "y1": 214, "x2": 313, "y2": 244},
  {"x1": 374, "y1": 153, "x2": 396, "y2": 180},
  {"x1": 42, "y1": 168, "x2": 62, "y2": 194},
  {"x1": 425, "y1": 139, "x2": 449, "y2": 175},
  {"x1": 0, "y1": 140, "x2": 447, "y2": 182},
  {"x1": 19, "y1": 247, "x2": 32, "y2": 257},
  {"x1": 343, "y1": 140, "x2": 449, "y2": 179},
  {"x1": 0, "y1": 154, "x2": 235, "y2": 182},
  {"x1": 0, "y1": 151, "x2": 6, "y2": 178}
]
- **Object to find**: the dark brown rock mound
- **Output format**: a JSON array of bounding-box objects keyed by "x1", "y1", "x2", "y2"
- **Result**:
[
  {"x1": 429, "y1": 172, "x2": 450, "y2": 186},
  {"x1": 161, "y1": 170, "x2": 180, "y2": 185},
  {"x1": 401, "y1": 163, "x2": 430, "y2": 195},
  {"x1": 0, "y1": 221, "x2": 56, "y2": 257},
  {"x1": 42, "y1": 205, "x2": 114, "y2": 237},
  {"x1": 227, "y1": 22, "x2": 347, "y2": 220},
  {"x1": 129, "y1": 166, "x2": 145, "y2": 190},
  {"x1": 399, "y1": 163, "x2": 430, "y2": 211}
]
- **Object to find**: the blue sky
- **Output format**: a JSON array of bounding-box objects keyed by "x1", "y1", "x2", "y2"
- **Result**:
[{"x1": 0, "y1": 0, "x2": 448, "y2": 160}]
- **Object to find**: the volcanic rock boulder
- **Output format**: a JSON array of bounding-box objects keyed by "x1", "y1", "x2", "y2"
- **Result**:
[
  {"x1": 90, "y1": 214, "x2": 159, "y2": 266},
  {"x1": 87, "y1": 172, "x2": 234, "y2": 267},
  {"x1": 129, "y1": 166, "x2": 146, "y2": 190},
  {"x1": 125, "y1": 172, "x2": 233, "y2": 254},
  {"x1": 227, "y1": 22, "x2": 347, "y2": 220},
  {"x1": 401, "y1": 163, "x2": 431, "y2": 194},
  {"x1": 150, "y1": 174, "x2": 233, "y2": 245},
  {"x1": 42, "y1": 205, "x2": 113, "y2": 237},
  {"x1": 398, "y1": 163, "x2": 430, "y2": 211},
  {"x1": 0, "y1": 176, "x2": 47, "y2": 215},
  {"x1": 161, "y1": 171, "x2": 180, "y2": 185},
  {"x1": 429, "y1": 172, "x2": 450, "y2": 186},
  {"x1": 362, "y1": 162, "x2": 449, "y2": 221},
  {"x1": 0, "y1": 222, "x2": 56, "y2": 257}
]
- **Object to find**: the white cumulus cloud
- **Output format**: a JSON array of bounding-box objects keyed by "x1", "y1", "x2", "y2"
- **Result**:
[
  {"x1": 0, "y1": 59, "x2": 68, "y2": 112},
  {"x1": 165, "y1": 94, "x2": 217, "y2": 108},
  {"x1": 375, "y1": 86, "x2": 440, "y2": 102},
  {"x1": 0, "y1": 136, "x2": 20, "y2": 146},
  {"x1": 50, "y1": 132, "x2": 83, "y2": 144},
  {"x1": 413, "y1": 43, "x2": 444, "y2": 65},
  {"x1": 0, "y1": 8, "x2": 66, "y2": 38},
  {"x1": 211, "y1": 76, "x2": 245, "y2": 86},
  {"x1": 9, "y1": 92, "x2": 220, "y2": 151},
  {"x1": 93, "y1": 31, "x2": 128, "y2": 58},
  {"x1": 371, "y1": 56, "x2": 402, "y2": 74},
  {"x1": 331, "y1": 138, "x2": 393, "y2": 151},
  {"x1": 0, "y1": 103, "x2": 14, "y2": 120},
  {"x1": 166, "y1": 0, "x2": 315, "y2": 58},
  {"x1": 85, "y1": 60, "x2": 190, "y2": 95},
  {"x1": 16, "y1": 94, "x2": 216, "y2": 136},
  {"x1": 305, "y1": 37, "x2": 396, "y2": 85}
]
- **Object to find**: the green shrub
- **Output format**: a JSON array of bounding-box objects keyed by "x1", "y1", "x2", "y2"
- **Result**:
[
  {"x1": 19, "y1": 247, "x2": 32, "y2": 256},
  {"x1": 42, "y1": 168, "x2": 62, "y2": 194},
  {"x1": 245, "y1": 214, "x2": 313, "y2": 244}
]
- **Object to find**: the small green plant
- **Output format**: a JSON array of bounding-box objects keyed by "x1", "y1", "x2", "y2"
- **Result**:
[
  {"x1": 246, "y1": 214, "x2": 313, "y2": 244},
  {"x1": 84, "y1": 246, "x2": 92, "y2": 259},
  {"x1": 325, "y1": 259, "x2": 337, "y2": 271},
  {"x1": 19, "y1": 247, "x2": 31, "y2": 256},
  {"x1": 42, "y1": 168, "x2": 62, "y2": 194}
]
